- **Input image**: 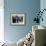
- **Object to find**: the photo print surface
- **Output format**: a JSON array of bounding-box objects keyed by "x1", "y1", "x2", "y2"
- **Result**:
[{"x1": 11, "y1": 14, "x2": 25, "y2": 25}]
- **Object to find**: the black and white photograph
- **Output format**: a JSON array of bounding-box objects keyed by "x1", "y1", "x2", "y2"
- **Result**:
[{"x1": 11, "y1": 13, "x2": 25, "y2": 25}]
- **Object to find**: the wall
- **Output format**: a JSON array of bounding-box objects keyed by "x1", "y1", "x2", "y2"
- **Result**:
[
  {"x1": 40, "y1": 0, "x2": 46, "y2": 27},
  {"x1": 4, "y1": 0, "x2": 40, "y2": 42}
]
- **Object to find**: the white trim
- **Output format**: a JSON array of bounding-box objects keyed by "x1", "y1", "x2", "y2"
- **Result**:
[{"x1": 0, "y1": 0, "x2": 4, "y2": 42}]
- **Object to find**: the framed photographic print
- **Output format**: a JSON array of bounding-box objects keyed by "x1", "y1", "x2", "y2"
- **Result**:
[{"x1": 11, "y1": 13, "x2": 25, "y2": 25}]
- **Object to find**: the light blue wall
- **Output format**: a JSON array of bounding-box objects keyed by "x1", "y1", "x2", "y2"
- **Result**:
[
  {"x1": 4, "y1": 0, "x2": 40, "y2": 42},
  {"x1": 40, "y1": 0, "x2": 46, "y2": 27}
]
